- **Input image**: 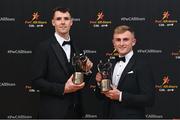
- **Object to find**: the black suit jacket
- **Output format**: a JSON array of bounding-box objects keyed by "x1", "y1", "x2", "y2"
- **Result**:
[
  {"x1": 31, "y1": 36, "x2": 83, "y2": 118},
  {"x1": 96, "y1": 54, "x2": 155, "y2": 119}
]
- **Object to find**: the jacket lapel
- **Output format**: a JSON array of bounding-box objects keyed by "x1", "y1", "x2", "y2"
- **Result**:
[
  {"x1": 50, "y1": 36, "x2": 69, "y2": 74},
  {"x1": 70, "y1": 40, "x2": 78, "y2": 62},
  {"x1": 117, "y1": 55, "x2": 135, "y2": 88}
]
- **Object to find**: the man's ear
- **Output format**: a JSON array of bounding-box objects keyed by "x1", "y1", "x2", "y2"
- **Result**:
[
  {"x1": 112, "y1": 39, "x2": 115, "y2": 46},
  {"x1": 70, "y1": 19, "x2": 73, "y2": 26},
  {"x1": 52, "y1": 19, "x2": 55, "y2": 26},
  {"x1": 132, "y1": 38, "x2": 136, "y2": 46}
]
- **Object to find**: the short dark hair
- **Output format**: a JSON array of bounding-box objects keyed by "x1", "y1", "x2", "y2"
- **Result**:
[{"x1": 51, "y1": 7, "x2": 71, "y2": 19}]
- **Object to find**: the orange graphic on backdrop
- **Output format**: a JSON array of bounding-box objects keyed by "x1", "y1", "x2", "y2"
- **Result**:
[
  {"x1": 162, "y1": 11, "x2": 170, "y2": 20},
  {"x1": 162, "y1": 76, "x2": 170, "y2": 85},
  {"x1": 97, "y1": 11, "x2": 104, "y2": 21},
  {"x1": 31, "y1": 12, "x2": 39, "y2": 21}
]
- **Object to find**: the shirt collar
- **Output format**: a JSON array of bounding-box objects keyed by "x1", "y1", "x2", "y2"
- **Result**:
[
  {"x1": 54, "y1": 32, "x2": 70, "y2": 46},
  {"x1": 119, "y1": 50, "x2": 133, "y2": 63}
]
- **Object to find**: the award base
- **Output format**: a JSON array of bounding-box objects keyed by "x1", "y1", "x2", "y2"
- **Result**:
[
  {"x1": 101, "y1": 79, "x2": 111, "y2": 92},
  {"x1": 73, "y1": 72, "x2": 84, "y2": 84}
]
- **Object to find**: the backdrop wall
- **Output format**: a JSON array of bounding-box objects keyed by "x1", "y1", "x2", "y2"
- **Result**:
[{"x1": 0, "y1": 0, "x2": 179, "y2": 119}]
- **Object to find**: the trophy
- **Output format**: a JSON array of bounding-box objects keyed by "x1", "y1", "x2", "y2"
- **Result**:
[
  {"x1": 97, "y1": 59, "x2": 112, "y2": 92},
  {"x1": 72, "y1": 53, "x2": 88, "y2": 84}
]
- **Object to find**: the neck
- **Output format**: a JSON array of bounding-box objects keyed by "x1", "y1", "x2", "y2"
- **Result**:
[{"x1": 57, "y1": 32, "x2": 70, "y2": 40}]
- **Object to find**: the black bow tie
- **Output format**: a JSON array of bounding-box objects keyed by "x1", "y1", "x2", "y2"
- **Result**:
[
  {"x1": 115, "y1": 56, "x2": 126, "y2": 63},
  {"x1": 62, "y1": 41, "x2": 71, "y2": 46}
]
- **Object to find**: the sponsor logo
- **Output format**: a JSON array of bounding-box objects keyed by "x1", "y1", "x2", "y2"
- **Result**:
[
  {"x1": 25, "y1": 85, "x2": 39, "y2": 93},
  {"x1": 89, "y1": 11, "x2": 112, "y2": 28},
  {"x1": 105, "y1": 49, "x2": 120, "y2": 61},
  {"x1": 171, "y1": 49, "x2": 180, "y2": 60},
  {"x1": 106, "y1": 48, "x2": 119, "y2": 57},
  {"x1": 24, "y1": 12, "x2": 47, "y2": 28},
  {"x1": 156, "y1": 75, "x2": 178, "y2": 92},
  {"x1": 155, "y1": 11, "x2": 178, "y2": 27}
]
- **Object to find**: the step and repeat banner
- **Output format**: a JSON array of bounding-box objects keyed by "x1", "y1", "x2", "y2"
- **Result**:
[{"x1": 0, "y1": 0, "x2": 179, "y2": 119}]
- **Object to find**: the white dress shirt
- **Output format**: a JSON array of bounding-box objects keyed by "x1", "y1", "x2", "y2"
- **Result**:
[
  {"x1": 112, "y1": 50, "x2": 134, "y2": 101},
  {"x1": 54, "y1": 32, "x2": 71, "y2": 62}
]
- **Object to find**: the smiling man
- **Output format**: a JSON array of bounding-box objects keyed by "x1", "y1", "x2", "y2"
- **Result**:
[
  {"x1": 31, "y1": 7, "x2": 93, "y2": 118},
  {"x1": 95, "y1": 25, "x2": 155, "y2": 119}
]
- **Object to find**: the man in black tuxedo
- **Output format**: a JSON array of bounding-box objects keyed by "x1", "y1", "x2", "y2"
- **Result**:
[
  {"x1": 96, "y1": 25, "x2": 155, "y2": 119},
  {"x1": 31, "y1": 7, "x2": 93, "y2": 118}
]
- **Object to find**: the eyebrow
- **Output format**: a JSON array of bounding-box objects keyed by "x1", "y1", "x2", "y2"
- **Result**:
[
  {"x1": 56, "y1": 17, "x2": 61, "y2": 20},
  {"x1": 123, "y1": 38, "x2": 129, "y2": 40},
  {"x1": 55, "y1": 16, "x2": 71, "y2": 20},
  {"x1": 114, "y1": 37, "x2": 129, "y2": 40}
]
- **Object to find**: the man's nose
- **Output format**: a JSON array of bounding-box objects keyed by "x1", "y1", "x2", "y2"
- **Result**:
[
  {"x1": 61, "y1": 19, "x2": 65, "y2": 24},
  {"x1": 120, "y1": 40, "x2": 124, "y2": 45}
]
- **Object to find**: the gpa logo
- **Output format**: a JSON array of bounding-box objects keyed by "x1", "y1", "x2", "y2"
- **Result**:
[
  {"x1": 105, "y1": 48, "x2": 119, "y2": 61},
  {"x1": 106, "y1": 48, "x2": 118, "y2": 57},
  {"x1": 25, "y1": 84, "x2": 39, "y2": 92},
  {"x1": 89, "y1": 11, "x2": 112, "y2": 28},
  {"x1": 155, "y1": 11, "x2": 178, "y2": 27},
  {"x1": 171, "y1": 49, "x2": 180, "y2": 60},
  {"x1": 24, "y1": 12, "x2": 48, "y2": 28},
  {"x1": 155, "y1": 75, "x2": 178, "y2": 92}
]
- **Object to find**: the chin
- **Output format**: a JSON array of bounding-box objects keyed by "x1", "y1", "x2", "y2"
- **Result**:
[
  {"x1": 118, "y1": 52, "x2": 127, "y2": 56},
  {"x1": 60, "y1": 31, "x2": 68, "y2": 34}
]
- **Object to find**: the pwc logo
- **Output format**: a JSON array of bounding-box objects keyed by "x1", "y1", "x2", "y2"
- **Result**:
[
  {"x1": 155, "y1": 75, "x2": 178, "y2": 92},
  {"x1": 155, "y1": 11, "x2": 178, "y2": 27},
  {"x1": 89, "y1": 11, "x2": 112, "y2": 28},
  {"x1": 105, "y1": 48, "x2": 119, "y2": 61},
  {"x1": 171, "y1": 49, "x2": 180, "y2": 60},
  {"x1": 106, "y1": 48, "x2": 119, "y2": 57},
  {"x1": 24, "y1": 12, "x2": 47, "y2": 28}
]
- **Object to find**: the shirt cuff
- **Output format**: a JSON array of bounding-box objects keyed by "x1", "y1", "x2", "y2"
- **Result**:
[
  {"x1": 119, "y1": 91, "x2": 122, "y2": 102},
  {"x1": 97, "y1": 82, "x2": 101, "y2": 88}
]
